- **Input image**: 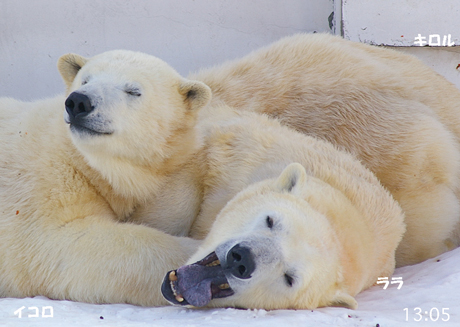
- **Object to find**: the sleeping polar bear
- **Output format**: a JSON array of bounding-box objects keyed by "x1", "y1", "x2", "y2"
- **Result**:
[
  {"x1": 161, "y1": 33, "x2": 460, "y2": 309},
  {"x1": 0, "y1": 50, "x2": 209, "y2": 306},
  {"x1": 191, "y1": 33, "x2": 460, "y2": 267},
  {"x1": 161, "y1": 162, "x2": 403, "y2": 310},
  {"x1": 155, "y1": 103, "x2": 404, "y2": 310}
]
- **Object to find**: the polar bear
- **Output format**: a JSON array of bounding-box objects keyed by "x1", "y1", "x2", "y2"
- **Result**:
[
  {"x1": 162, "y1": 162, "x2": 400, "y2": 310},
  {"x1": 159, "y1": 33, "x2": 460, "y2": 309},
  {"x1": 191, "y1": 33, "x2": 460, "y2": 266},
  {"x1": 0, "y1": 50, "x2": 210, "y2": 306},
  {"x1": 151, "y1": 103, "x2": 404, "y2": 310}
]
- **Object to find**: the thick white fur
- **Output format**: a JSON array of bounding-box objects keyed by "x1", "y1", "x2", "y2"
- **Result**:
[
  {"x1": 1, "y1": 33, "x2": 459, "y2": 310},
  {"x1": 0, "y1": 51, "x2": 210, "y2": 306},
  {"x1": 191, "y1": 33, "x2": 460, "y2": 266},
  {"x1": 0, "y1": 47, "x2": 403, "y2": 309},
  {"x1": 176, "y1": 105, "x2": 405, "y2": 309}
]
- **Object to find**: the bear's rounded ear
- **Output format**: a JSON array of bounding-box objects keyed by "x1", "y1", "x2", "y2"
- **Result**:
[
  {"x1": 57, "y1": 53, "x2": 88, "y2": 89},
  {"x1": 179, "y1": 79, "x2": 212, "y2": 111},
  {"x1": 275, "y1": 163, "x2": 307, "y2": 194},
  {"x1": 329, "y1": 290, "x2": 358, "y2": 309}
]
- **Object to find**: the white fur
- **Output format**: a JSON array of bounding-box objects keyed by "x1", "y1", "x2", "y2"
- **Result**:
[
  {"x1": 2, "y1": 33, "x2": 460, "y2": 310},
  {"x1": 191, "y1": 33, "x2": 460, "y2": 266},
  {"x1": 0, "y1": 50, "x2": 211, "y2": 306}
]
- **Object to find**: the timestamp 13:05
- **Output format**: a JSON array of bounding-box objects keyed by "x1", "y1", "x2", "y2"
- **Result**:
[{"x1": 404, "y1": 308, "x2": 450, "y2": 322}]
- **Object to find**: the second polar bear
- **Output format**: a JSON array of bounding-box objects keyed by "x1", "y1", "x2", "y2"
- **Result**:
[
  {"x1": 191, "y1": 33, "x2": 460, "y2": 266},
  {"x1": 162, "y1": 33, "x2": 460, "y2": 309},
  {"x1": 155, "y1": 103, "x2": 404, "y2": 310},
  {"x1": 163, "y1": 162, "x2": 398, "y2": 310}
]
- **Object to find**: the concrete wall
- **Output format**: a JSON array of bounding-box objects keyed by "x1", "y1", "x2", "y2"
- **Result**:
[
  {"x1": 341, "y1": 0, "x2": 460, "y2": 46},
  {"x1": 2, "y1": 0, "x2": 459, "y2": 101},
  {"x1": 338, "y1": 0, "x2": 460, "y2": 89},
  {"x1": 0, "y1": 0, "x2": 333, "y2": 100},
  {"x1": 395, "y1": 46, "x2": 460, "y2": 91}
]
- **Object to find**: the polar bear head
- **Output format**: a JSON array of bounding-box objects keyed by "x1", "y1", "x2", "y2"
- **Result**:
[
  {"x1": 57, "y1": 50, "x2": 211, "y2": 196},
  {"x1": 162, "y1": 163, "x2": 360, "y2": 310}
]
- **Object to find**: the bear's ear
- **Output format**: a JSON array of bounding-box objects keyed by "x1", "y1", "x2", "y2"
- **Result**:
[
  {"x1": 275, "y1": 163, "x2": 307, "y2": 194},
  {"x1": 179, "y1": 79, "x2": 212, "y2": 111},
  {"x1": 329, "y1": 290, "x2": 358, "y2": 309},
  {"x1": 57, "y1": 53, "x2": 88, "y2": 88}
]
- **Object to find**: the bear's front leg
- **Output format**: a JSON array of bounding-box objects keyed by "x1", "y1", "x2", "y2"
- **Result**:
[{"x1": 1, "y1": 214, "x2": 200, "y2": 306}]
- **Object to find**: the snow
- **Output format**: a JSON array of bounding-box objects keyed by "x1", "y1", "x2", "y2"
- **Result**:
[{"x1": 1, "y1": 247, "x2": 459, "y2": 327}]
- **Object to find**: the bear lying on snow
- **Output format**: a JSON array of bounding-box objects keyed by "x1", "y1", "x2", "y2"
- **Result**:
[
  {"x1": 154, "y1": 103, "x2": 404, "y2": 309},
  {"x1": 164, "y1": 34, "x2": 460, "y2": 308},
  {"x1": 0, "y1": 33, "x2": 459, "y2": 310}
]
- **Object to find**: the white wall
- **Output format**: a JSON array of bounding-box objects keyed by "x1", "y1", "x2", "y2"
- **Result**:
[
  {"x1": 341, "y1": 0, "x2": 460, "y2": 47},
  {"x1": 338, "y1": 0, "x2": 460, "y2": 90},
  {"x1": 395, "y1": 46, "x2": 460, "y2": 91},
  {"x1": 2, "y1": 1, "x2": 459, "y2": 100},
  {"x1": 0, "y1": 0, "x2": 333, "y2": 100}
]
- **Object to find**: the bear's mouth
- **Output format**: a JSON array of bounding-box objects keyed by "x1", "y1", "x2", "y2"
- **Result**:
[
  {"x1": 69, "y1": 123, "x2": 113, "y2": 136},
  {"x1": 161, "y1": 252, "x2": 234, "y2": 307},
  {"x1": 70, "y1": 123, "x2": 102, "y2": 136}
]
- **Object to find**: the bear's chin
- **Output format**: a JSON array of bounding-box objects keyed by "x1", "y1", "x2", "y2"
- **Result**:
[{"x1": 69, "y1": 123, "x2": 113, "y2": 137}]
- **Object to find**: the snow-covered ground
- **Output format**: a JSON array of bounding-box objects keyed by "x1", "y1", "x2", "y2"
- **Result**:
[{"x1": 1, "y1": 247, "x2": 459, "y2": 327}]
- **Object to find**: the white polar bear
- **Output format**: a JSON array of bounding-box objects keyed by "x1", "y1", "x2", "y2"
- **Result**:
[
  {"x1": 152, "y1": 103, "x2": 405, "y2": 310},
  {"x1": 191, "y1": 33, "x2": 460, "y2": 266},
  {"x1": 160, "y1": 33, "x2": 460, "y2": 309},
  {"x1": 0, "y1": 50, "x2": 210, "y2": 306},
  {"x1": 162, "y1": 163, "x2": 400, "y2": 310}
]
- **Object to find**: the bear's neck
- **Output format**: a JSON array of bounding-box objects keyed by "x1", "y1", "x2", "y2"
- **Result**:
[{"x1": 68, "y1": 129, "x2": 200, "y2": 220}]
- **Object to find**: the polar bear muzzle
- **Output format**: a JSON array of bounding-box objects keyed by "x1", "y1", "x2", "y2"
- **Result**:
[
  {"x1": 161, "y1": 251, "x2": 241, "y2": 307},
  {"x1": 64, "y1": 91, "x2": 112, "y2": 136},
  {"x1": 65, "y1": 92, "x2": 93, "y2": 119}
]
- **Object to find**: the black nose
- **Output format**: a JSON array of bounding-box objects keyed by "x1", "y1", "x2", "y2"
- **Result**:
[
  {"x1": 225, "y1": 244, "x2": 255, "y2": 279},
  {"x1": 65, "y1": 92, "x2": 93, "y2": 121}
]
